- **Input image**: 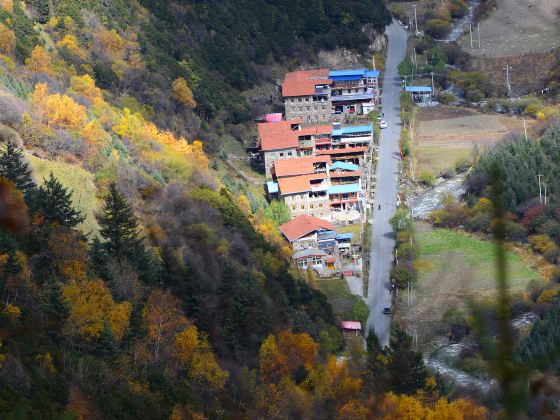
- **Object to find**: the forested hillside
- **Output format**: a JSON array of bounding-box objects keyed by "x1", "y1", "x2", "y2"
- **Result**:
[{"x1": 17, "y1": 0, "x2": 391, "y2": 152}]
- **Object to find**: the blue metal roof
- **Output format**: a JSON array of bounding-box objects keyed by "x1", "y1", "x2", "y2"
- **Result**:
[
  {"x1": 327, "y1": 183, "x2": 361, "y2": 194},
  {"x1": 332, "y1": 124, "x2": 373, "y2": 137},
  {"x1": 329, "y1": 69, "x2": 380, "y2": 79},
  {"x1": 336, "y1": 233, "x2": 353, "y2": 240},
  {"x1": 405, "y1": 86, "x2": 432, "y2": 93},
  {"x1": 267, "y1": 181, "x2": 279, "y2": 194},
  {"x1": 331, "y1": 92, "x2": 374, "y2": 102},
  {"x1": 329, "y1": 161, "x2": 359, "y2": 171}
]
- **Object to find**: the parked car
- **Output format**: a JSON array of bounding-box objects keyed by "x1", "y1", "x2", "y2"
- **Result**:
[
  {"x1": 383, "y1": 307, "x2": 391, "y2": 315},
  {"x1": 379, "y1": 120, "x2": 388, "y2": 129}
]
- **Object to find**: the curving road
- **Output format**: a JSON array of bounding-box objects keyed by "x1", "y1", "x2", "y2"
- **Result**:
[{"x1": 366, "y1": 21, "x2": 408, "y2": 346}]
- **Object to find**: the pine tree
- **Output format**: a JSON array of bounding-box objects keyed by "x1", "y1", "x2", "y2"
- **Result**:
[
  {"x1": 97, "y1": 183, "x2": 141, "y2": 259},
  {"x1": 0, "y1": 141, "x2": 36, "y2": 195},
  {"x1": 0, "y1": 230, "x2": 22, "y2": 296},
  {"x1": 365, "y1": 327, "x2": 387, "y2": 391},
  {"x1": 386, "y1": 325, "x2": 428, "y2": 395},
  {"x1": 98, "y1": 321, "x2": 118, "y2": 359},
  {"x1": 35, "y1": 173, "x2": 84, "y2": 228},
  {"x1": 42, "y1": 277, "x2": 69, "y2": 328}
]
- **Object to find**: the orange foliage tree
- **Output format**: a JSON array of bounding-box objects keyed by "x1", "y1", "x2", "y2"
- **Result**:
[{"x1": 172, "y1": 77, "x2": 196, "y2": 109}]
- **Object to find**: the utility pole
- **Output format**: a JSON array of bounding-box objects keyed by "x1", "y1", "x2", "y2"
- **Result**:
[
  {"x1": 537, "y1": 173, "x2": 543, "y2": 204},
  {"x1": 523, "y1": 118, "x2": 528, "y2": 141},
  {"x1": 403, "y1": 75, "x2": 408, "y2": 89},
  {"x1": 477, "y1": 22, "x2": 481, "y2": 48},
  {"x1": 372, "y1": 54, "x2": 376, "y2": 71},
  {"x1": 469, "y1": 23, "x2": 473, "y2": 48},
  {"x1": 430, "y1": 72, "x2": 435, "y2": 96},
  {"x1": 503, "y1": 65, "x2": 512, "y2": 97},
  {"x1": 412, "y1": 5, "x2": 418, "y2": 34},
  {"x1": 544, "y1": 183, "x2": 547, "y2": 205}
]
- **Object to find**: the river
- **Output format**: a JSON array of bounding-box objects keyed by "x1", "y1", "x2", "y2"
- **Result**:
[{"x1": 441, "y1": 0, "x2": 481, "y2": 43}]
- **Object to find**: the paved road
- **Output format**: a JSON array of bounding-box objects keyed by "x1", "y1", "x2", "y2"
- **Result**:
[{"x1": 366, "y1": 21, "x2": 408, "y2": 346}]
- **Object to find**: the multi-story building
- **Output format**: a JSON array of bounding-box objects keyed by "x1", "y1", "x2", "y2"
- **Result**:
[
  {"x1": 258, "y1": 119, "x2": 332, "y2": 177},
  {"x1": 267, "y1": 155, "x2": 364, "y2": 219},
  {"x1": 282, "y1": 69, "x2": 332, "y2": 124},
  {"x1": 329, "y1": 69, "x2": 379, "y2": 117},
  {"x1": 279, "y1": 214, "x2": 337, "y2": 252},
  {"x1": 258, "y1": 120, "x2": 373, "y2": 177}
]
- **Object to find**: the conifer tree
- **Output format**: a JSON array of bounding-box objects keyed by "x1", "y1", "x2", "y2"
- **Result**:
[
  {"x1": 386, "y1": 325, "x2": 428, "y2": 395},
  {"x1": 98, "y1": 321, "x2": 118, "y2": 359},
  {"x1": 35, "y1": 172, "x2": 84, "y2": 228},
  {"x1": 0, "y1": 141, "x2": 36, "y2": 195},
  {"x1": 42, "y1": 277, "x2": 69, "y2": 328},
  {"x1": 97, "y1": 183, "x2": 141, "y2": 259}
]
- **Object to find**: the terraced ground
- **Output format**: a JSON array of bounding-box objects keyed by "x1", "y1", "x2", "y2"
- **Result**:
[
  {"x1": 414, "y1": 106, "x2": 527, "y2": 174},
  {"x1": 397, "y1": 222, "x2": 543, "y2": 348},
  {"x1": 461, "y1": 0, "x2": 560, "y2": 57}
]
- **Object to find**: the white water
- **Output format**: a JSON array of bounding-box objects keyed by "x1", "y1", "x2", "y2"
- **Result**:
[
  {"x1": 411, "y1": 175, "x2": 465, "y2": 219},
  {"x1": 441, "y1": 0, "x2": 481, "y2": 43}
]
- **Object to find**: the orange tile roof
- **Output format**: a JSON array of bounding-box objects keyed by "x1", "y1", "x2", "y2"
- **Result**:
[
  {"x1": 277, "y1": 173, "x2": 327, "y2": 195},
  {"x1": 258, "y1": 120, "x2": 301, "y2": 151},
  {"x1": 282, "y1": 69, "x2": 332, "y2": 97},
  {"x1": 299, "y1": 124, "x2": 333, "y2": 136},
  {"x1": 280, "y1": 215, "x2": 336, "y2": 242},
  {"x1": 274, "y1": 155, "x2": 332, "y2": 178},
  {"x1": 258, "y1": 121, "x2": 332, "y2": 152}
]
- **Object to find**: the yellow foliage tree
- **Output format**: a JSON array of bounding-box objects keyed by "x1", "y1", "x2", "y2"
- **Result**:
[
  {"x1": 96, "y1": 28, "x2": 126, "y2": 58},
  {"x1": 175, "y1": 325, "x2": 229, "y2": 391},
  {"x1": 25, "y1": 45, "x2": 52, "y2": 73},
  {"x1": 172, "y1": 77, "x2": 196, "y2": 109},
  {"x1": 304, "y1": 356, "x2": 362, "y2": 407},
  {"x1": 63, "y1": 279, "x2": 131, "y2": 341},
  {"x1": 69, "y1": 74, "x2": 102, "y2": 101},
  {"x1": 0, "y1": 23, "x2": 15, "y2": 55},
  {"x1": 142, "y1": 289, "x2": 189, "y2": 363},
  {"x1": 56, "y1": 34, "x2": 86, "y2": 60},
  {"x1": 31, "y1": 83, "x2": 88, "y2": 130},
  {"x1": 377, "y1": 393, "x2": 487, "y2": 419},
  {"x1": 81, "y1": 119, "x2": 111, "y2": 148},
  {"x1": 112, "y1": 108, "x2": 144, "y2": 140},
  {"x1": 190, "y1": 140, "x2": 208, "y2": 169},
  {"x1": 259, "y1": 335, "x2": 288, "y2": 382}
]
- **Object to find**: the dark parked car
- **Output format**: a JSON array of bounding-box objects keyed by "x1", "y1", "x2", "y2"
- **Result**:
[{"x1": 383, "y1": 307, "x2": 391, "y2": 315}]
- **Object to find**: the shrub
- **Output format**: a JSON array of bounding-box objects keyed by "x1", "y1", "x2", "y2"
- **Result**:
[
  {"x1": 504, "y1": 221, "x2": 527, "y2": 242},
  {"x1": 390, "y1": 265, "x2": 413, "y2": 289},
  {"x1": 0, "y1": 94, "x2": 25, "y2": 126},
  {"x1": 442, "y1": 166, "x2": 456, "y2": 179},
  {"x1": 419, "y1": 170, "x2": 436, "y2": 186},
  {"x1": 424, "y1": 19, "x2": 452, "y2": 39},
  {"x1": 438, "y1": 91, "x2": 455, "y2": 105},
  {"x1": 466, "y1": 88, "x2": 484, "y2": 103}
]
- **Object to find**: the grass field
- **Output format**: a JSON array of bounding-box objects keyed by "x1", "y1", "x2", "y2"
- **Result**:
[
  {"x1": 397, "y1": 222, "x2": 542, "y2": 348},
  {"x1": 414, "y1": 106, "x2": 527, "y2": 174},
  {"x1": 317, "y1": 277, "x2": 362, "y2": 319},
  {"x1": 27, "y1": 154, "x2": 99, "y2": 235}
]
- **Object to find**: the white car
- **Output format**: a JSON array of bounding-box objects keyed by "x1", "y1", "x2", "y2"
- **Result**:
[{"x1": 379, "y1": 120, "x2": 388, "y2": 129}]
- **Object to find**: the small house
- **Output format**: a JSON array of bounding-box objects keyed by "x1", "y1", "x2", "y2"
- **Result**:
[
  {"x1": 292, "y1": 248, "x2": 328, "y2": 271},
  {"x1": 280, "y1": 215, "x2": 336, "y2": 252},
  {"x1": 340, "y1": 321, "x2": 362, "y2": 338},
  {"x1": 405, "y1": 86, "x2": 432, "y2": 103}
]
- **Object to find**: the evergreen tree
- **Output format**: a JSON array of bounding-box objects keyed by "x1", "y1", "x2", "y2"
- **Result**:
[
  {"x1": 386, "y1": 325, "x2": 428, "y2": 395},
  {"x1": 42, "y1": 277, "x2": 69, "y2": 328},
  {"x1": 364, "y1": 327, "x2": 387, "y2": 391},
  {"x1": 97, "y1": 183, "x2": 142, "y2": 259},
  {"x1": 35, "y1": 173, "x2": 84, "y2": 228},
  {"x1": 98, "y1": 321, "x2": 118, "y2": 359},
  {"x1": 0, "y1": 230, "x2": 22, "y2": 297},
  {"x1": 0, "y1": 141, "x2": 36, "y2": 195}
]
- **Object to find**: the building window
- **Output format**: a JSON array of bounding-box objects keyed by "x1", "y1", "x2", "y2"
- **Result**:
[
  {"x1": 310, "y1": 204, "x2": 315, "y2": 209},
  {"x1": 288, "y1": 151, "x2": 292, "y2": 156},
  {"x1": 319, "y1": 203, "x2": 323, "y2": 207},
  {"x1": 300, "y1": 205, "x2": 305, "y2": 210},
  {"x1": 292, "y1": 205, "x2": 296, "y2": 210},
  {"x1": 279, "y1": 152, "x2": 284, "y2": 157}
]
